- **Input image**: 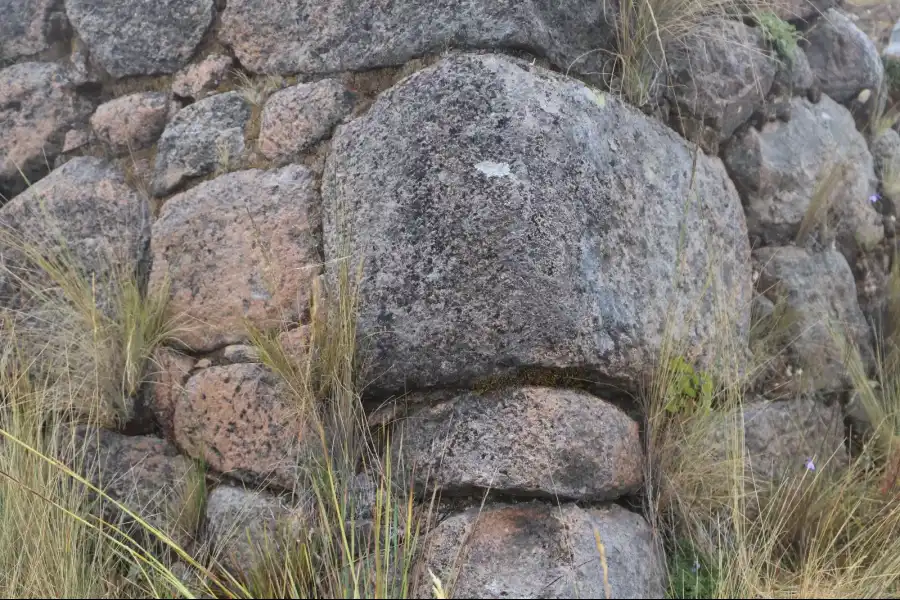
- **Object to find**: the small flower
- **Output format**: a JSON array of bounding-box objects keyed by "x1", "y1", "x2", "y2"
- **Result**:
[
  {"x1": 805, "y1": 458, "x2": 816, "y2": 472},
  {"x1": 870, "y1": 193, "x2": 882, "y2": 204},
  {"x1": 691, "y1": 559, "x2": 701, "y2": 574}
]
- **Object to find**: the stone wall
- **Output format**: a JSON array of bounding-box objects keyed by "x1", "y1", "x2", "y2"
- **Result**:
[{"x1": 1, "y1": 1, "x2": 897, "y2": 597}]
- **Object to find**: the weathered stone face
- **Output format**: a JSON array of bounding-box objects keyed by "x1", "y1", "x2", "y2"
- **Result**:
[
  {"x1": 665, "y1": 19, "x2": 776, "y2": 147},
  {"x1": 66, "y1": 0, "x2": 214, "y2": 78},
  {"x1": 220, "y1": 0, "x2": 617, "y2": 79},
  {"x1": 258, "y1": 79, "x2": 355, "y2": 161},
  {"x1": 418, "y1": 501, "x2": 666, "y2": 599},
  {"x1": 323, "y1": 53, "x2": 752, "y2": 398},
  {"x1": 62, "y1": 425, "x2": 202, "y2": 549},
  {"x1": 0, "y1": 0, "x2": 68, "y2": 63},
  {"x1": 149, "y1": 165, "x2": 321, "y2": 352},
  {"x1": 152, "y1": 92, "x2": 251, "y2": 196},
  {"x1": 172, "y1": 54, "x2": 233, "y2": 100},
  {"x1": 723, "y1": 95, "x2": 882, "y2": 264},
  {"x1": 203, "y1": 484, "x2": 309, "y2": 578},
  {"x1": 387, "y1": 386, "x2": 643, "y2": 501},
  {"x1": 804, "y1": 9, "x2": 884, "y2": 105},
  {"x1": 0, "y1": 62, "x2": 94, "y2": 200},
  {"x1": 709, "y1": 397, "x2": 849, "y2": 485},
  {"x1": 147, "y1": 348, "x2": 196, "y2": 442},
  {"x1": 753, "y1": 246, "x2": 874, "y2": 394},
  {"x1": 90, "y1": 92, "x2": 173, "y2": 155},
  {"x1": 0, "y1": 156, "x2": 150, "y2": 313},
  {"x1": 173, "y1": 363, "x2": 308, "y2": 490}
]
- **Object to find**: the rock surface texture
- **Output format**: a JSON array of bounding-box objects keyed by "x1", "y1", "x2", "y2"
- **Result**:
[
  {"x1": 1, "y1": 3, "x2": 893, "y2": 594},
  {"x1": 390, "y1": 386, "x2": 643, "y2": 501},
  {"x1": 259, "y1": 79, "x2": 355, "y2": 161},
  {"x1": 665, "y1": 19, "x2": 776, "y2": 149},
  {"x1": 66, "y1": 0, "x2": 214, "y2": 78},
  {"x1": 65, "y1": 426, "x2": 201, "y2": 547},
  {"x1": 174, "y1": 363, "x2": 308, "y2": 489},
  {"x1": 324, "y1": 53, "x2": 752, "y2": 397},
  {"x1": 419, "y1": 502, "x2": 666, "y2": 599},
  {"x1": 203, "y1": 484, "x2": 308, "y2": 577},
  {"x1": 710, "y1": 397, "x2": 849, "y2": 483},
  {"x1": 149, "y1": 165, "x2": 321, "y2": 351},
  {"x1": 753, "y1": 245, "x2": 874, "y2": 393},
  {"x1": 220, "y1": 0, "x2": 617, "y2": 79},
  {"x1": 91, "y1": 92, "x2": 173, "y2": 154},
  {"x1": 804, "y1": 9, "x2": 884, "y2": 104},
  {"x1": 0, "y1": 62, "x2": 94, "y2": 199},
  {"x1": 0, "y1": 0, "x2": 68, "y2": 62},
  {"x1": 172, "y1": 54, "x2": 233, "y2": 99},
  {"x1": 0, "y1": 157, "x2": 150, "y2": 312},
  {"x1": 152, "y1": 92, "x2": 251, "y2": 196},
  {"x1": 724, "y1": 95, "x2": 881, "y2": 262}
]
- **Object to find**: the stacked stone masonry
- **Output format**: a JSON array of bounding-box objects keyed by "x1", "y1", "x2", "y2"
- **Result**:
[{"x1": 0, "y1": 2, "x2": 893, "y2": 597}]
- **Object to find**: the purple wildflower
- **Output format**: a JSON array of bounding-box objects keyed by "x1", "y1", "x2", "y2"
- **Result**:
[
  {"x1": 691, "y1": 559, "x2": 701, "y2": 574},
  {"x1": 805, "y1": 458, "x2": 816, "y2": 472},
  {"x1": 870, "y1": 193, "x2": 882, "y2": 204}
]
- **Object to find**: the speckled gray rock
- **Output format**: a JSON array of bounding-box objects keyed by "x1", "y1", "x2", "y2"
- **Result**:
[
  {"x1": 754, "y1": 246, "x2": 873, "y2": 394},
  {"x1": 804, "y1": 9, "x2": 884, "y2": 104},
  {"x1": 152, "y1": 92, "x2": 251, "y2": 196},
  {"x1": 203, "y1": 484, "x2": 308, "y2": 578},
  {"x1": 665, "y1": 19, "x2": 776, "y2": 148},
  {"x1": 66, "y1": 0, "x2": 214, "y2": 78},
  {"x1": 388, "y1": 387, "x2": 642, "y2": 501},
  {"x1": 710, "y1": 397, "x2": 849, "y2": 485},
  {"x1": 91, "y1": 92, "x2": 172, "y2": 154},
  {"x1": 149, "y1": 166, "x2": 320, "y2": 351},
  {"x1": 0, "y1": 62, "x2": 94, "y2": 199},
  {"x1": 174, "y1": 363, "x2": 309, "y2": 489},
  {"x1": 417, "y1": 501, "x2": 666, "y2": 599},
  {"x1": 63, "y1": 425, "x2": 202, "y2": 548},
  {"x1": 0, "y1": 0, "x2": 68, "y2": 62},
  {"x1": 323, "y1": 53, "x2": 752, "y2": 397},
  {"x1": 0, "y1": 157, "x2": 150, "y2": 314},
  {"x1": 723, "y1": 95, "x2": 881, "y2": 263},
  {"x1": 220, "y1": 0, "x2": 617, "y2": 79},
  {"x1": 258, "y1": 79, "x2": 354, "y2": 160}
]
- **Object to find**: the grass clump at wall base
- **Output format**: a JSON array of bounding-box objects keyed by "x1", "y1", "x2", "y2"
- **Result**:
[
  {"x1": 0, "y1": 210, "x2": 186, "y2": 428},
  {"x1": 0, "y1": 174, "x2": 427, "y2": 598},
  {"x1": 244, "y1": 247, "x2": 427, "y2": 598},
  {"x1": 647, "y1": 292, "x2": 900, "y2": 598}
]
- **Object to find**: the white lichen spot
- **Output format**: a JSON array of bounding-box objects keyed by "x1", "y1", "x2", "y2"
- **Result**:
[
  {"x1": 585, "y1": 87, "x2": 607, "y2": 108},
  {"x1": 475, "y1": 161, "x2": 513, "y2": 179}
]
